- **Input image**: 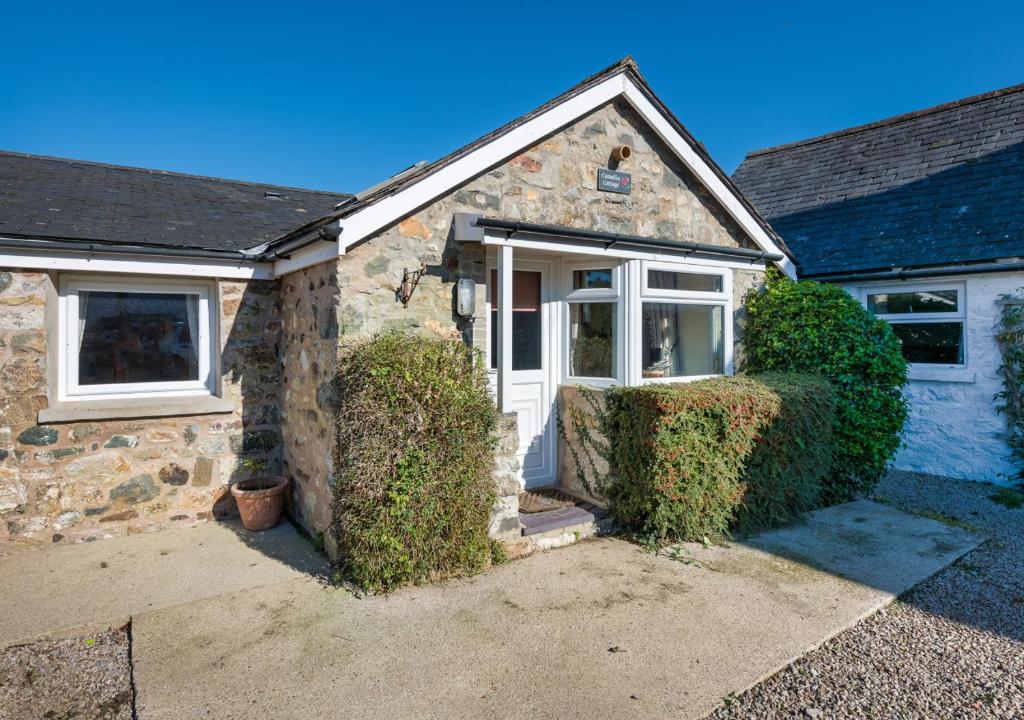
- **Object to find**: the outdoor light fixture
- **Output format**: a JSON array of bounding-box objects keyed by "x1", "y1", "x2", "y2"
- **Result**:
[
  {"x1": 399, "y1": 262, "x2": 427, "y2": 308},
  {"x1": 457, "y1": 278, "x2": 476, "y2": 317},
  {"x1": 611, "y1": 145, "x2": 632, "y2": 162}
]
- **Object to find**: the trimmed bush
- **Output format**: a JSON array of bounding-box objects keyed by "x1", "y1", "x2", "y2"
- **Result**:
[
  {"x1": 733, "y1": 373, "x2": 836, "y2": 534},
  {"x1": 331, "y1": 333, "x2": 498, "y2": 592},
  {"x1": 598, "y1": 373, "x2": 835, "y2": 543},
  {"x1": 744, "y1": 270, "x2": 908, "y2": 501}
]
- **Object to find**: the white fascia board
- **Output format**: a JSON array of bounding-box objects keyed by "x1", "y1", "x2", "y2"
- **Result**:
[
  {"x1": 0, "y1": 246, "x2": 272, "y2": 279},
  {"x1": 619, "y1": 81, "x2": 796, "y2": 279},
  {"x1": 480, "y1": 233, "x2": 766, "y2": 272},
  {"x1": 272, "y1": 238, "x2": 341, "y2": 276},
  {"x1": 335, "y1": 75, "x2": 627, "y2": 254},
  {"x1": 332, "y1": 72, "x2": 794, "y2": 279}
]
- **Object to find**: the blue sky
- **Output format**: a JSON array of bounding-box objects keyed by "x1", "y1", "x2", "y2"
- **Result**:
[{"x1": 3, "y1": 1, "x2": 1022, "y2": 193}]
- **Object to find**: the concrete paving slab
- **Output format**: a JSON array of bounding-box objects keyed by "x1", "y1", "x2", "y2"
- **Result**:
[
  {"x1": 131, "y1": 500, "x2": 980, "y2": 720},
  {"x1": 1, "y1": 520, "x2": 327, "y2": 645}
]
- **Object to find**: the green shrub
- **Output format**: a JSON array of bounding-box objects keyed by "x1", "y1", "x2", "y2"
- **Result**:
[
  {"x1": 598, "y1": 373, "x2": 834, "y2": 543},
  {"x1": 744, "y1": 270, "x2": 908, "y2": 501},
  {"x1": 733, "y1": 373, "x2": 836, "y2": 534},
  {"x1": 331, "y1": 333, "x2": 498, "y2": 592}
]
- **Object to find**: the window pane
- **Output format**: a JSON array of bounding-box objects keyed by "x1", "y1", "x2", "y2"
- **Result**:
[
  {"x1": 78, "y1": 291, "x2": 200, "y2": 385},
  {"x1": 489, "y1": 270, "x2": 542, "y2": 371},
  {"x1": 868, "y1": 290, "x2": 958, "y2": 315},
  {"x1": 890, "y1": 322, "x2": 964, "y2": 364},
  {"x1": 572, "y1": 269, "x2": 613, "y2": 290},
  {"x1": 569, "y1": 303, "x2": 615, "y2": 378},
  {"x1": 648, "y1": 270, "x2": 722, "y2": 293},
  {"x1": 642, "y1": 303, "x2": 723, "y2": 378}
]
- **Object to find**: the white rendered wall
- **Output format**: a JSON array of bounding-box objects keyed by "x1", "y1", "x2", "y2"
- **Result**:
[{"x1": 845, "y1": 272, "x2": 1023, "y2": 485}]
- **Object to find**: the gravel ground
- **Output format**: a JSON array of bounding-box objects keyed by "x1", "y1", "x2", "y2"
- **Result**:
[
  {"x1": 708, "y1": 471, "x2": 1024, "y2": 720},
  {"x1": 0, "y1": 627, "x2": 133, "y2": 720}
]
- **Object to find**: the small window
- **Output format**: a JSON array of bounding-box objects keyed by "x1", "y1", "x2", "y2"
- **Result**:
[
  {"x1": 62, "y1": 278, "x2": 216, "y2": 399},
  {"x1": 888, "y1": 322, "x2": 964, "y2": 364},
  {"x1": 647, "y1": 269, "x2": 722, "y2": 293},
  {"x1": 866, "y1": 289, "x2": 958, "y2": 315},
  {"x1": 565, "y1": 264, "x2": 620, "y2": 381},
  {"x1": 569, "y1": 302, "x2": 616, "y2": 378},
  {"x1": 572, "y1": 269, "x2": 613, "y2": 290},
  {"x1": 78, "y1": 291, "x2": 200, "y2": 385},
  {"x1": 864, "y1": 284, "x2": 965, "y2": 366},
  {"x1": 642, "y1": 303, "x2": 724, "y2": 378}
]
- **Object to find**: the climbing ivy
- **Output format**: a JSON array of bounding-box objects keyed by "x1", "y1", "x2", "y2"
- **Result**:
[{"x1": 995, "y1": 297, "x2": 1024, "y2": 481}]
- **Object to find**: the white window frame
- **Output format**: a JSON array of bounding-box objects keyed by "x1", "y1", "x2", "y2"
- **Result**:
[
  {"x1": 859, "y1": 282, "x2": 967, "y2": 369},
  {"x1": 58, "y1": 275, "x2": 218, "y2": 402},
  {"x1": 562, "y1": 261, "x2": 625, "y2": 388},
  {"x1": 631, "y1": 261, "x2": 733, "y2": 384}
]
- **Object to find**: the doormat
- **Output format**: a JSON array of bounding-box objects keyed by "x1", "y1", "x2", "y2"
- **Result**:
[{"x1": 518, "y1": 487, "x2": 579, "y2": 514}]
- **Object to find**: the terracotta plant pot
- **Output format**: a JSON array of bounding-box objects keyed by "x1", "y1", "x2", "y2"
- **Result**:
[{"x1": 230, "y1": 476, "x2": 289, "y2": 531}]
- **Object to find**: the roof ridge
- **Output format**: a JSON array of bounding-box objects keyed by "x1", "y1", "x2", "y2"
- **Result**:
[
  {"x1": 273, "y1": 56, "x2": 643, "y2": 242},
  {"x1": 0, "y1": 149, "x2": 351, "y2": 198},
  {"x1": 744, "y1": 80, "x2": 1024, "y2": 159}
]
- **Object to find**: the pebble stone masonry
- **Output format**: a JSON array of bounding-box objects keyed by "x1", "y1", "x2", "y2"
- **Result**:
[{"x1": 0, "y1": 273, "x2": 283, "y2": 546}]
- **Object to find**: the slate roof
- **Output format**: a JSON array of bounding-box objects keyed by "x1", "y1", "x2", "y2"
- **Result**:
[
  {"x1": 732, "y1": 83, "x2": 1024, "y2": 277},
  {"x1": 0, "y1": 150, "x2": 350, "y2": 255}
]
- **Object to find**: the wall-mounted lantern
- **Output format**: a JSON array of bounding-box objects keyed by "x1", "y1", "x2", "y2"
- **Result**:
[
  {"x1": 399, "y1": 262, "x2": 427, "y2": 308},
  {"x1": 457, "y1": 278, "x2": 476, "y2": 317}
]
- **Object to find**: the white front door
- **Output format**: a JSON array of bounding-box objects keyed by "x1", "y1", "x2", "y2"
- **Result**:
[{"x1": 489, "y1": 260, "x2": 556, "y2": 489}]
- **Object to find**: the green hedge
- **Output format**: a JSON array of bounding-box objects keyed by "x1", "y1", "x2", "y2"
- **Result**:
[
  {"x1": 331, "y1": 333, "x2": 498, "y2": 592},
  {"x1": 600, "y1": 373, "x2": 835, "y2": 543},
  {"x1": 744, "y1": 270, "x2": 908, "y2": 501},
  {"x1": 733, "y1": 373, "x2": 836, "y2": 534}
]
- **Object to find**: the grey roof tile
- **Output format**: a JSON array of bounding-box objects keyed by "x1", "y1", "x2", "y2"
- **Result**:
[
  {"x1": 0, "y1": 151, "x2": 350, "y2": 253},
  {"x1": 733, "y1": 84, "x2": 1024, "y2": 276}
]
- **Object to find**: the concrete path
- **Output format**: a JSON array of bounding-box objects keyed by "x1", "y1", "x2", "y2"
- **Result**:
[
  {"x1": 1, "y1": 520, "x2": 328, "y2": 645},
  {"x1": 121, "y1": 500, "x2": 979, "y2": 720}
]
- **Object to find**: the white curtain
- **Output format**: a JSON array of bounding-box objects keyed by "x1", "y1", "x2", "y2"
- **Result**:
[{"x1": 78, "y1": 290, "x2": 90, "y2": 347}]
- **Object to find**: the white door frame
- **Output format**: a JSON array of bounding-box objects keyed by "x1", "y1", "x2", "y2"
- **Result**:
[{"x1": 486, "y1": 252, "x2": 559, "y2": 489}]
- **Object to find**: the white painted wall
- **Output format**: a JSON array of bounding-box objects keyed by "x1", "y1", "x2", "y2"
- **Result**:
[{"x1": 845, "y1": 272, "x2": 1023, "y2": 485}]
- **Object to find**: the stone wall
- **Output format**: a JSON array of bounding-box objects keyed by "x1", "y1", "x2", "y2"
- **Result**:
[
  {"x1": 0, "y1": 270, "x2": 283, "y2": 547},
  {"x1": 846, "y1": 272, "x2": 1021, "y2": 485},
  {"x1": 278, "y1": 260, "x2": 343, "y2": 546},
  {"x1": 556, "y1": 386, "x2": 609, "y2": 503},
  {"x1": 488, "y1": 412, "x2": 522, "y2": 542},
  {"x1": 733, "y1": 268, "x2": 766, "y2": 370}
]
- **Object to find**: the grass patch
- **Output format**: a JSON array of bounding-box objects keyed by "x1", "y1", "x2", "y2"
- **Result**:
[
  {"x1": 958, "y1": 561, "x2": 984, "y2": 575},
  {"x1": 989, "y1": 487, "x2": 1024, "y2": 509},
  {"x1": 914, "y1": 509, "x2": 979, "y2": 533}
]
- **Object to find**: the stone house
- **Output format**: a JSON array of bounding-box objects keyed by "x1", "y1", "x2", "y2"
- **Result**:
[
  {"x1": 0, "y1": 58, "x2": 793, "y2": 553},
  {"x1": 734, "y1": 82, "x2": 1024, "y2": 486}
]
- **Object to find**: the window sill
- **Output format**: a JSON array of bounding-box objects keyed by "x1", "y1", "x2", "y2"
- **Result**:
[
  {"x1": 38, "y1": 395, "x2": 235, "y2": 423},
  {"x1": 906, "y1": 367, "x2": 976, "y2": 384}
]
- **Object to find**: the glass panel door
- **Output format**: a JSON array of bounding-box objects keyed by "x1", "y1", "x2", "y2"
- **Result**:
[{"x1": 490, "y1": 269, "x2": 543, "y2": 370}]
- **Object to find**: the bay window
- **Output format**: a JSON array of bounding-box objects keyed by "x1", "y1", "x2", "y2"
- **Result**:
[{"x1": 637, "y1": 264, "x2": 730, "y2": 381}]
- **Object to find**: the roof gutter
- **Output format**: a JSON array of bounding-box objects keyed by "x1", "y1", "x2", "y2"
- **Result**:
[
  {"x1": 472, "y1": 217, "x2": 783, "y2": 263},
  {"x1": 803, "y1": 260, "x2": 1024, "y2": 284},
  {"x1": 260, "y1": 220, "x2": 341, "y2": 262},
  {"x1": 0, "y1": 235, "x2": 262, "y2": 263}
]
